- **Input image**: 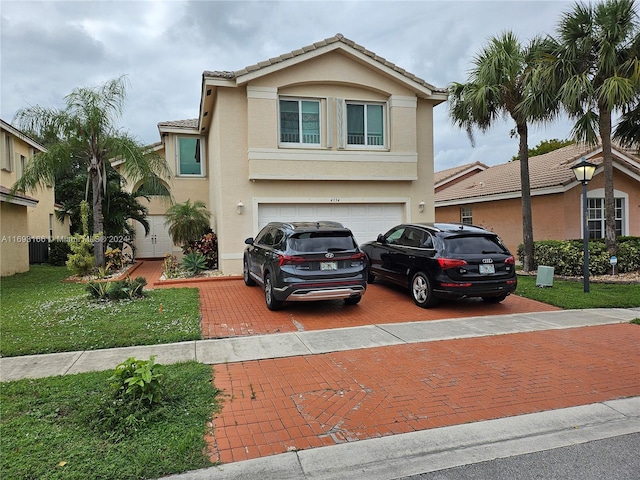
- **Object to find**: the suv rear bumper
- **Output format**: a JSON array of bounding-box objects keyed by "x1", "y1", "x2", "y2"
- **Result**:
[{"x1": 278, "y1": 285, "x2": 366, "y2": 302}]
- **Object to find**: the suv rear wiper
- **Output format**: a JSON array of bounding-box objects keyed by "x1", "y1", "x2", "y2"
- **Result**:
[{"x1": 327, "y1": 247, "x2": 349, "y2": 252}]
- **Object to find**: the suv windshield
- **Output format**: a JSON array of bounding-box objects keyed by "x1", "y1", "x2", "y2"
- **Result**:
[
  {"x1": 444, "y1": 235, "x2": 507, "y2": 255},
  {"x1": 288, "y1": 231, "x2": 357, "y2": 253}
]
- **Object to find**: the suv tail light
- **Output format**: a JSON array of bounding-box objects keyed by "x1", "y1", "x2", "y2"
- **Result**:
[
  {"x1": 438, "y1": 258, "x2": 468, "y2": 269},
  {"x1": 505, "y1": 256, "x2": 515, "y2": 265},
  {"x1": 278, "y1": 254, "x2": 306, "y2": 266},
  {"x1": 350, "y1": 252, "x2": 365, "y2": 260}
]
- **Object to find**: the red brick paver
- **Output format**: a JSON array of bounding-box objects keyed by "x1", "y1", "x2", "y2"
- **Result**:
[
  {"x1": 207, "y1": 324, "x2": 640, "y2": 463},
  {"x1": 130, "y1": 261, "x2": 560, "y2": 338}
]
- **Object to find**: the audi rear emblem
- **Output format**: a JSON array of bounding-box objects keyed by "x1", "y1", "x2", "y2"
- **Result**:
[
  {"x1": 482, "y1": 258, "x2": 493, "y2": 263},
  {"x1": 325, "y1": 253, "x2": 335, "y2": 258}
]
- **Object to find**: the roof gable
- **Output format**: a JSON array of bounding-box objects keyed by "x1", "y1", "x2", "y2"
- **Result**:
[{"x1": 203, "y1": 34, "x2": 447, "y2": 100}]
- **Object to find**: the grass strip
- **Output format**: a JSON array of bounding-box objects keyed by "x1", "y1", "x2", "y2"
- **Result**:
[
  {"x1": 1, "y1": 265, "x2": 202, "y2": 357},
  {"x1": 1, "y1": 361, "x2": 219, "y2": 480},
  {"x1": 515, "y1": 274, "x2": 640, "y2": 309}
]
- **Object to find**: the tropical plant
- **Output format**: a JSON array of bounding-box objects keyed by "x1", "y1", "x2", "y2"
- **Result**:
[
  {"x1": 448, "y1": 31, "x2": 555, "y2": 271},
  {"x1": 182, "y1": 231, "x2": 218, "y2": 269},
  {"x1": 11, "y1": 76, "x2": 171, "y2": 267},
  {"x1": 182, "y1": 252, "x2": 207, "y2": 276},
  {"x1": 108, "y1": 356, "x2": 166, "y2": 406},
  {"x1": 537, "y1": 0, "x2": 640, "y2": 256},
  {"x1": 164, "y1": 199, "x2": 211, "y2": 246},
  {"x1": 66, "y1": 200, "x2": 102, "y2": 276}
]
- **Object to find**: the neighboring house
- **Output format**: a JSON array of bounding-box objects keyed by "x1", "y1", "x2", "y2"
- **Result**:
[
  {"x1": 434, "y1": 143, "x2": 640, "y2": 256},
  {"x1": 0, "y1": 119, "x2": 70, "y2": 276},
  {"x1": 130, "y1": 34, "x2": 447, "y2": 274},
  {"x1": 434, "y1": 161, "x2": 487, "y2": 193}
]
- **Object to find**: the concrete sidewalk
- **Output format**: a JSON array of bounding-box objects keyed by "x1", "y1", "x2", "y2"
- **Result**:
[{"x1": 1, "y1": 308, "x2": 638, "y2": 381}]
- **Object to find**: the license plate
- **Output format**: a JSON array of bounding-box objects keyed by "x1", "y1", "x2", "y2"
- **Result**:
[
  {"x1": 479, "y1": 264, "x2": 495, "y2": 274},
  {"x1": 321, "y1": 261, "x2": 337, "y2": 271}
]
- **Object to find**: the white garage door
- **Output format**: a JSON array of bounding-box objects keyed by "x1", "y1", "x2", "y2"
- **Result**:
[{"x1": 257, "y1": 203, "x2": 404, "y2": 245}]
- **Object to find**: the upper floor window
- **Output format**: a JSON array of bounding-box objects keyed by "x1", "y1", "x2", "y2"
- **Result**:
[
  {"x1": 461, "y1": 207, "x2": 473, "y2": 225},
  {"x1": 176, "y1": 136, "x2": 204, "y2": 176},
  {"x1": 2, "y1": 132, "x2": 14, "y2": 171},
  {"x1": 279, "y1": 99, "x2": 320, "y2": 145},
  {"x1": 588, "y1": 198, "x2": 624, "y2": 238},
  {"x1": 346, "y1": 102, "x2": 384, "y2": 147}
]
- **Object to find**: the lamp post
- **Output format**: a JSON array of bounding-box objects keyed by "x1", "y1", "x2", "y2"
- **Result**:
[{"x1": 571, "y1": 157, "x2": 597, "y2": 293}]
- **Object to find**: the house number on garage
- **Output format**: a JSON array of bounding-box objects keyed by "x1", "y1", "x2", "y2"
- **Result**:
[{"x1": 330, "y1": 198, "x2": 341, "y2": 202}]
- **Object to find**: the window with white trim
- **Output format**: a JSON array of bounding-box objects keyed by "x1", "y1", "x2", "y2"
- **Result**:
[
  {"x1": 346, "y1": 102, "x2": 384, "y2": 147},
  {"x1": 176, "y1": 136, "x2": 204, "y2": 176},
  {"x1": 279, "y1": 99, "x2": 320, "y2": 145},
  {"x1": 461, "y1": 207, "x2": 473, "y2": 225},
  {"x1": 587, "y1": 198, "x2": 624, "y2": 238}
]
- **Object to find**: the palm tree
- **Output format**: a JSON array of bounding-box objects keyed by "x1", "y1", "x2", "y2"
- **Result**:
[
  {"x1": 541, "y1": 0, "x2": 640, "y2": 255},
  {"x1": 165, "y1": 199, "x2": 211, "y2": 246},
  {"x1": 11, "y1": 76, "x2": 171, "y2": 267},
  {"x1": 448, "y1": 32, "x2": 554, "y2": 272}
]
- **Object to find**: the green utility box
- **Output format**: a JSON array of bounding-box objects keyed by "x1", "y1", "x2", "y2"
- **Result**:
[{"x1": 536, "y1": 266, "x2": 554, "y2": 287}]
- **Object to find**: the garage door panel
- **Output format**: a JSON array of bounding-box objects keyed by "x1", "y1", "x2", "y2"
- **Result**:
[{"x1": 258, "y1": 203, "x2": 404, "y2": 245}]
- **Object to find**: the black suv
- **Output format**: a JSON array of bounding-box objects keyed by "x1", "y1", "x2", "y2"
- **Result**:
[
  {"x1": 360, "y1": 223, "x2": 517, "y2": 308},
  {"x1": 243, "y1": 221, "x2": 367, "y2": 310}
]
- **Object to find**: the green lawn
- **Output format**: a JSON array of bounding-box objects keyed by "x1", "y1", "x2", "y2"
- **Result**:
[
  {"x1": 0, "y1": 265, "x2": 202, "y2": 357},
  {"x1": 515, "y1": 274, "x2": 640, "y2": 309},
  {"x1": 1, "y1": 362, "x2": 220, "y2": 480}
]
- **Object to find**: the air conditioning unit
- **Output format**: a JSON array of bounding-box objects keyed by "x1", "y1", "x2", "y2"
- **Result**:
[{"x1": 536, "y1": 266, "x2": 554, "y2": 287}]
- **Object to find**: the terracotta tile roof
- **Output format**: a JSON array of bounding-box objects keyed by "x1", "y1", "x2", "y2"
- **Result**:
[
  {"x1": 434, "y1": 143, "x2": 640, "y2": 203},
  {"x1": 157, "y1": 119, "x2": 198, "y2": 129},
  {"x1": 203, "y1": 33, "x2": 446, "y2": 94},
  {"x1": 434, "y1": 161, "x2": 488, "y2": 185}
]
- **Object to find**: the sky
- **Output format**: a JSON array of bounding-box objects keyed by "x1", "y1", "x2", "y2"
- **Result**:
[{"x1": 1, "y1": 0, "x2": 581, "y2": 171}]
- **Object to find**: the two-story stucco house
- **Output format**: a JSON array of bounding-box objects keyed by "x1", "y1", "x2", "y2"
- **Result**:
[
  {"x1": 0, "y1": 119, "x2": 70, "y2": 276},
  {"x1": 131, "y1": 34, "x2": 447, "y2": 275}
]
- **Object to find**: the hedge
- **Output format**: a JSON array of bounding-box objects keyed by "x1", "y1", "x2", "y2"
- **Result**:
[{"x1": 517, "y1": 237, "x2": 640, "y2": 276}]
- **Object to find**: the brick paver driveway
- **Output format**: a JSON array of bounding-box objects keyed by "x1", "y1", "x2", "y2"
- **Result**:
[{"x1": 133, "y1": 261, "x2": 640, "y2": 465}]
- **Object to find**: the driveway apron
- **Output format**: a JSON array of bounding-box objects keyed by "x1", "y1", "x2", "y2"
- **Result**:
[{"x1": 132, "y1": 261, "x2": 640, "y2": 464}]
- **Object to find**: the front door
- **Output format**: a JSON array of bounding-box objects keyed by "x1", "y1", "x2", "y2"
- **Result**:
[{"x1": 134, "y1": 215, "x2": 173, "y2": 258}]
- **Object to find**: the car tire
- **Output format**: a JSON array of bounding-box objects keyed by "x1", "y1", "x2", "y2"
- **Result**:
[
  {"x1": 264, "y1": 273, "x2": 283, "y2": 311},
  {"x1": 243, "y1": 257, "x2": 256, "y2": 286},
  {"x1": 344, "y1": 296, "x2": 362, "y2": 306},
  {"x1": 411, "y1": 271, "x2": 438, "y2": 308},
  {"x1": 482, "y1": 294, "x2": 508, "y2": 303}
]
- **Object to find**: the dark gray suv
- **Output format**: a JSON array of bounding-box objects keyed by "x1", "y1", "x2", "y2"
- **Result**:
[{"x1": 243, "y1": 221, "x2": 367, "y2": 310}]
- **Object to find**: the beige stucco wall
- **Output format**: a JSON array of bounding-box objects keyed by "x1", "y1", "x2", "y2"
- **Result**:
[
  {"x1": 0, "y1": 202, "x2": 30, "y2": 276},
  {"x1": 207, "y1": 51, "x2": 439, "y2": 274}
]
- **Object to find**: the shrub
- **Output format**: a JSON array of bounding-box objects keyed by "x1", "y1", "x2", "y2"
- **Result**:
[
  {"x1": 66, "y1": 201, "x2": 102, "y2": 276},
  {"x1": 163, "y1": 254, "x2": 182, "y2": 278},
  {"x1": 109, "y1": 356, "x2": 166, "y2": 406},
  {"x1": 87, "y1": 276, "x2": 147, "y2": 301},
  {"x1": 518, "y1": 236, "x2": 640, "y2": 275},
  {"x1": 105, "y1": 247, "x2": 125, "y2": 272},
  {"x1": 182, "y1": 231, "x2": 218, "y2": 269},
  {"x1": 182, "y1": 252, "x2": 207, "y2": 276},
  {"x1": 48, "y1": 239, "x2": 72, "y2": 266}
]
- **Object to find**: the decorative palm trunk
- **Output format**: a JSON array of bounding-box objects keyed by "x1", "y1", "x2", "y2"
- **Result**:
[
  {"x1": 518, "y1": 123, "x2": 535, "y2": 272},
  {"x1": 90, "y1": 158, "x2": 105, "y2": 268},
  {"x1": 599, "y1": 109, "x2": 617, "y2": 257}
]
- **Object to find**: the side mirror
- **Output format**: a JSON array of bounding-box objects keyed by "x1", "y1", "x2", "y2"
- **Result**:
[
  {"x1": 377, "y1": 234, "x2": 385, "y2": 243},
  {"x1": 244, "y1": 237, "x2": 254, "y2": 245}
]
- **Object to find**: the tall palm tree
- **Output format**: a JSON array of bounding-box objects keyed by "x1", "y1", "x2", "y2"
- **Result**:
[
  {"x1": 541, "y1": 0, "x2": 640, "y2": 255},
  {"x1": 448, "y1": 32, "x2": 555, "y2": 272},
  {"x1": 12, "y1": 76, "x2": 171, "y2": 266},
  {"x1": 165, "y1": 199, "x2": 211, "y2": 246}
]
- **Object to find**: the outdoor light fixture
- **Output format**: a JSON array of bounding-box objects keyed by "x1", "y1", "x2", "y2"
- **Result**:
[
  {"x1": 418, "y1": 201, "x2": 425, "y2": 213},
  {"x1": 571, "y1": 157, "x2": 597, "y2": 293},
  {"x1": 237, "y1": 201, "x2": 244, "y2": 215}
]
